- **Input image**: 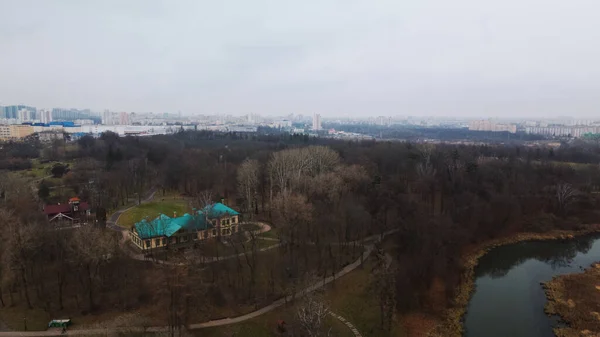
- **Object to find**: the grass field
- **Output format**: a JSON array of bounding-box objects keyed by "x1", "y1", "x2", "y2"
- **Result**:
[
  {"x1": 194, "y1": 303, "x2": 354, "y2": 337},
  {"x1": 117, "y1": 198, "x2": 190, "y2": 228},
  {"x1": 324, "y1": 255, "x2": 405, "y2": 337},
  {"x1": 0, "y1": 306, "x2": 51, "y2": 331},
  {"x1": 258, "y1": 226, "x2": 280, "y2": 239}
]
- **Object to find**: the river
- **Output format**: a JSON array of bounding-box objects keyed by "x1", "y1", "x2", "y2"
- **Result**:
[{"x1": 463, "y1": 233, "x2": 600, "y2": 337}]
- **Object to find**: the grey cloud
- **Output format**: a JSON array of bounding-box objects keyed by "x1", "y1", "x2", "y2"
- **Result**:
[{"x1": 1, "y1": 0, "x2": 600, "y2": 117}]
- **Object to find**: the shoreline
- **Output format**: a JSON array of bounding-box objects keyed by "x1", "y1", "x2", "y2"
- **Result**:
[{"x1": 427, "y1": 225, "x2": 600, "y2": 337}]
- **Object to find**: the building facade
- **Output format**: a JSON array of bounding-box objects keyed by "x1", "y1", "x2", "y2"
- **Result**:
[
  {"x1": 0, "y1": 124, "x2": 34, "y2": 140},
  {"x1": 2, "y1": 105, "x2": 36, "y2": 119},
  {"x1": 119, "y1": 112, "x2": 130, "y2": 125},
  {"x1": 129, "y1": 203, "x2": 240, "y2": 250},
  {"x1": 312, "y1": 113, "x2": 322, "y2": 131},
  {"x1": 43, "y1": 197, "x2": 91, "y2": 225},
  {"x1": 468, "y1": 120, "x2": 517, "y2": 133}
]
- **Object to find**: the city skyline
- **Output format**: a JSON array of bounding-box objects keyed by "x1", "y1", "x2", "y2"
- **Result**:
[
  {"x1": 4, "y1": 102, "x2": 600, "y2": 121},
  {"x1": 2, "y1": 0, "x2": 600, "y2": 117}
]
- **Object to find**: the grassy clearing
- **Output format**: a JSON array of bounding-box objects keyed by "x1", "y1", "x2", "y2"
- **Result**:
[
  {"x1": 0, "y1": 306, "x2": 51, "y2": 331},
  {"x1": 241, "y1": 223, "x2": 262, "y2": 232},
  {"x1": 118, "y1": 198, "x2": 190, "y2": 228},
  {"x1": 258, "y1": 227, "x2": 280, "y2": 239},
  {"x1": 544, "y1": 263, "x2": 600, "y2": 337},
  {"x1": 195, "y1": 237, "x2": 279, "y2": 257},
  {"x1": 324, "y1": 256, "x2": 405, "y2": 337},
  {"x1": 192, "y1": 304, "x2": 354, "y2": 337}
]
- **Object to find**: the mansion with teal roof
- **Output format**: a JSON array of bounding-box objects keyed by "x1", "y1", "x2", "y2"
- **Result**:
[{"x1": 129, "y1": 203, "x2": 240, "y2": 250}]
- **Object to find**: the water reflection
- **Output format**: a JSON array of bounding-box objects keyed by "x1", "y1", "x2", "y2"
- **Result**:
[
  {"x1": 464, "y1": 233, "x2": 600, "y2": 337},
  {"x1": 477, "y1": 235, "x2": 596, "y2": 279}
]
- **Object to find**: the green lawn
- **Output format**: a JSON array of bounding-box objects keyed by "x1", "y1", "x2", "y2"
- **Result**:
[
  {"x1": 117, "y1": 199, "x2": 190, "y2": 228},
  {"x1": 325, "y1": 256, "x2": 405, "y2": 337},
  {"x1": 258, "y1": 226, "x2": 280, "y2": 239},
  {"x1": 194, "y1": 305, "x2": 354, "y2": 337},
  {"x1": 0, "y1": 306, "x2": 51, "y2": 331}
]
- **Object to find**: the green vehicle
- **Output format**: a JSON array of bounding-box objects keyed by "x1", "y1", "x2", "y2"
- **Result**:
[{"x1": 48, "y1": 319, "x2": 71, "y2": 328}]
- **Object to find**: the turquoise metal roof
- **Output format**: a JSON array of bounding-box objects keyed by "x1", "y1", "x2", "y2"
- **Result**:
[
  {"x1": 134, "y1": 203, "x2": 238, "y2": 239},
  {"x1": 204, "y1": 203, "x2": 240, "y2": 217}
]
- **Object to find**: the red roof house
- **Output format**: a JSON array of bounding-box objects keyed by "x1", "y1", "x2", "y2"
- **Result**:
[{"x1": 43, "y1": 198, "x2": 90, "y2": 223}]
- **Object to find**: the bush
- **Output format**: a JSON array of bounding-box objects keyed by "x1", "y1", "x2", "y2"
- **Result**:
[{"x1": 523, "y1": 213, "x2": 557, "y2": 233}]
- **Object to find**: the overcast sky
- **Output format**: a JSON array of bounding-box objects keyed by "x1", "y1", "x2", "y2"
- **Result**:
[{"x1": 1, "y1": 0, "x2": 600, "y2": 118}]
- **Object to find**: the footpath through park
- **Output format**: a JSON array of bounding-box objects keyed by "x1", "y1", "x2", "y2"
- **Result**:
[{"x1": 0, "y1": 191, "x2": 397, "y2": 336}]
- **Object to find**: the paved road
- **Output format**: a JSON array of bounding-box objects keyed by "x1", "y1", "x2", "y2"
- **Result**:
[{"x1": 330, "y1": 311, "x2": 363, "y2": 337}]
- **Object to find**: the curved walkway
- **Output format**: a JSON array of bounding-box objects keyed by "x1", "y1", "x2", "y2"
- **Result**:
[
  {"x1": 0, "y1": 229, "x2": 396, "y2": 336},
  {"x1": 187, "y1": 244, "x2": 374, "y2": 328},
  {"x1": 329, "y1": 311, "x2": 362, "y2": 337},
  {"x1": 106, "y1": 188, "x2": 156, "y2": 231}
]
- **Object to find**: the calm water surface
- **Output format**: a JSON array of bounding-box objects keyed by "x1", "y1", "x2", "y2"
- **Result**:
[{"x1": 464, "y1": 233, "x2": 600, "y2": 337}]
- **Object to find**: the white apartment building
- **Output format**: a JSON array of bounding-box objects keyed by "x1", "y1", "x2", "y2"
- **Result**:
[{"x1": 312, "y1": 113, "x2": 322, "y2": 131}]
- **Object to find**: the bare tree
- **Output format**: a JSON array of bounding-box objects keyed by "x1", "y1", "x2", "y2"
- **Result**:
[
  {"x1": 0, "y1": 209, "x2": 41, "y2": 309},
  {"x1": 372, "y1": 243, "x2": 396, "y2": 333},
  {"x1": 70, "y1": 226, "x2": 118, "y2": 311},
  {"x1": 237, "y1": 159, "x2": 260, "y2": 215},
  {"x1": 296, "y1": 293, "x2": 332, "y2": 337},
  {"x1": 305, "y1": 146, "x2": 340, "y2": 176},
  {"x1": 556, "y1": 182, "x2": 577, "y2": 215}
]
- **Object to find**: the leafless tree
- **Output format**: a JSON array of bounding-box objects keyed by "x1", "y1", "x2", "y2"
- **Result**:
[
  {"x1": 237, "y1": 159, "x2": 260, "y2": 215},
  {"x1": 372, "y1": 243, "x2": 396, "y2": 333},
  {"x1": 556, "y1": 182, "x2": 577, "y2": 215},
  {"x1": 296, "y1": 293, "x2": 332, "y2": 337},
  {"x1": 0, "y1": 209, "x2": 41, "y2": 309},
  {"x1": 268, "y1": 146, "x2": 341, "y2": 200},
  {"x1": 305, "y1": 145, "x2": 340, "y2": 176},
  {"x1": 69, "y1": 226, "x2": 118, "y2": 311}
]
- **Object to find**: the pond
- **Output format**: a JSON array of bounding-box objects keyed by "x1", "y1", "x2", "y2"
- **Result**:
[{"x1": 464, "y1": 233, "x2": 600, "y2": 337}]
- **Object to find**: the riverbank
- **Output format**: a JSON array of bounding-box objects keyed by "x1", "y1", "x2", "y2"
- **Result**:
[
  {"x1": 543, "y1": 262, "x2": 600, "y2": 337},
  {"x1": 428, "y1": 225, "x2": 600, "y2": 337}
]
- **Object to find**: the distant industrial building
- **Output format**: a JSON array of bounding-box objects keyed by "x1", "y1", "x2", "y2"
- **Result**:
[
  {"x1": 0, "y1": 124, "x2": 35, "y2": 140},
  {"x1": 525, "y1": 126, "x2": 600, "y2": 138},
  {"x1": 468, "y1": 120, "x2": 517, "y2": 134}
]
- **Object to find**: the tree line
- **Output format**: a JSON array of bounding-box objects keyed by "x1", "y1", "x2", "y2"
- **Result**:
[{"x1": 1, "y1": 130, "x2": 600, "y2": 335}]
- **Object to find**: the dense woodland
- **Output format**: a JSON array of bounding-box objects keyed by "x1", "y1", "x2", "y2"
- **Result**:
[
  {"x1": 1, "y1": 130, "x2": 600, "y2": 335},
  {"x1": 323, "y1": 124, "x2": 547, "y2": 142}
]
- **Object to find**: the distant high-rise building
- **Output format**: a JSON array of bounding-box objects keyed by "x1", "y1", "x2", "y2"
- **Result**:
[
  {"x1": 102, "y1": 110, "x2": 111, "y2": 125},
  {"x1": 312, "y1": 113, "x2": 322, "y2": 131},
  {"x1": 18, "y1": 109, "x2": 30, "y2": 122},
  {"x1": 119, "y1": 112, "x2": 130, "y2": 125},
  {"x1": 51, "y1": 108, "x2": 99, "y2": 123},
  {"x1": 2, "y1": 105, "x2": 35, "y2": 119},
  {"x1": 40, "y1": 110, "x2": 52, "y2": 123}
]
